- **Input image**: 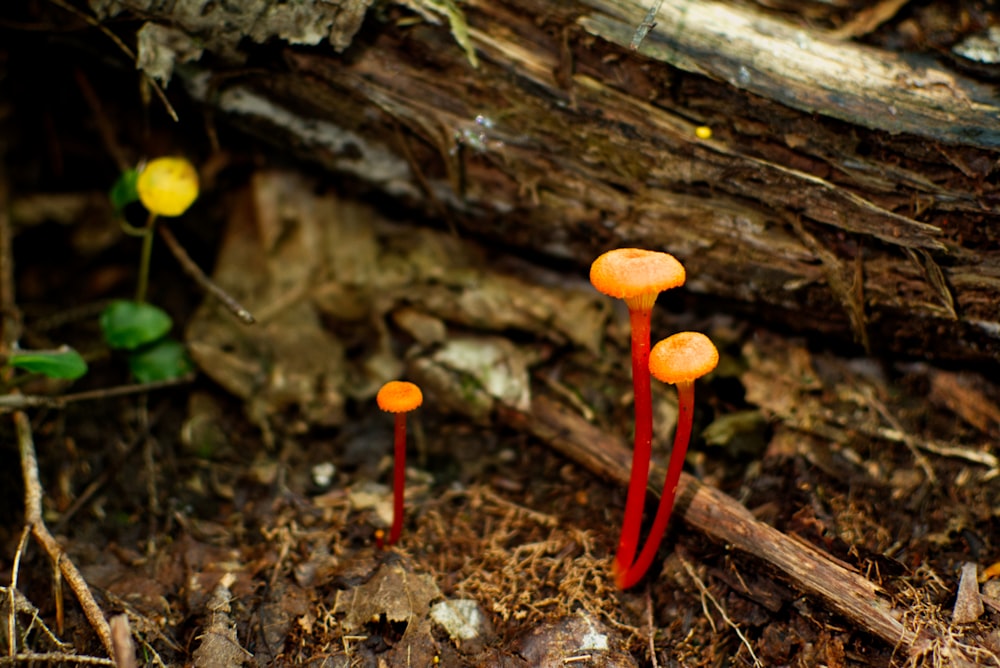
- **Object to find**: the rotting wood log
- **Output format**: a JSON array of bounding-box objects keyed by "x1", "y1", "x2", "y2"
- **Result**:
[{"x1": 94, "y1": 0, "x2": 1000, "y2": 363}]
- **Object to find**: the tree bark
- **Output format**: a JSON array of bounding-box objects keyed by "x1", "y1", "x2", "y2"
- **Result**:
[{"x1": 100, "y1": 0, "x2": 1000, "y2": 363}]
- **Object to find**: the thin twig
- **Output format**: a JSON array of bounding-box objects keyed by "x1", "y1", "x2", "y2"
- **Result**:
[
  {"x1": 15, "y1": 412, "x2": 115, "y2": 658},
  {"x1": 108, "y1": 616, "x2": 136, "y2": 668},
  {"x1": 0, "y1": 374, "x2": 195, "y2": 412},
  {"x1": 7, "y1": 530, "x2": 30, "y2": 656},
  {"x1": 46, "y1": 0, "x2": 178, "y2": 122},
  {"x1": 0, "y1": 653, "x2": 114, "y2": 665},
  {"x1": 644, "y1": 587, "x2": 659, "y2": 668},
  {"x1": 0, "y1": 586, "x2": 66, "y2": 652},
  {"x1": 158, "y1": 225, "x2": 255, "y2": 324}
]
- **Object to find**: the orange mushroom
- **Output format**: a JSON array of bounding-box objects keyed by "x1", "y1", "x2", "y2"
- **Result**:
[
  {"x1": 617, "y1": 331, "x2": 718, "y2": 589},
  {"x1": 376, "y1": 380, "x2": 423, "y2": 546},
  {"x1": 589, "y1": 249, "x2": 686, "y2": 579}
]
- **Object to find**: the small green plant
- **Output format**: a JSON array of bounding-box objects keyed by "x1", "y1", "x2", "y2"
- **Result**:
[
  {"x1": 111, "y1": 156, "x2": 199, "y2": 303},
  {"x1": 99, "y1": 300, "x2": 192, "y2": 382},
  {"x1": 6, "y1": 346, "x2": 88, "y2": 381},
  {"x1": 125, "y1": 338, "x2": 192, "y2": 383},
  {"x1": 99, "y1": 300, "x2": 172, "y2": 350},
  {"x1": 104, "y1": 157, "x2": 200, "y2": 382}
]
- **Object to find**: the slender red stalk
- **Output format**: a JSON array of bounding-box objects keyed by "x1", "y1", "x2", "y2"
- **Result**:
[
  {"x1": 388, "y1": 412, "x2": 407, "y2": 545},
  {"x1": 612, "y1": 307, "x2": 654, "y2": 579},
  {"x1": 617, "y1": 380, "x2": 695, "y2": 589}
]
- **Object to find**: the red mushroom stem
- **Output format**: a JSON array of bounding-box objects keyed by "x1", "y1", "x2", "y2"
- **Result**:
[
  {"x1": 388, "y1": 412, "x2": 408, "y2": 546},
  {"x1": 613, "y1": 305, "x2": 655, "y2": 579},
  {"x1": 617, "y1": 379, "x2": 695, "y2": 589}
]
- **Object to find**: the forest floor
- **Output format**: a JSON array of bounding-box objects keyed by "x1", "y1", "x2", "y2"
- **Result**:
[{"x1": 3, "y1": 3, "x2": 1000, "y2": 667}]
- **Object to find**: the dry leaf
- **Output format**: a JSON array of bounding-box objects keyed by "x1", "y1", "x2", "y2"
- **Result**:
[
  {"x1": 334, "y1": 561, "x2": 442, "y2": 667},
  {"x1": 193, "y1": 573, "x2": 250, "y2": 668}
]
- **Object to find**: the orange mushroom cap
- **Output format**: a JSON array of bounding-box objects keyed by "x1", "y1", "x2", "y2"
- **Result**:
[
  {"x1": 649, "y1": 332, "x2": 718, "y2": 385},
  {"x1": 590, "y1": 249, "x2": 686, "y2": 311},
  {"x1": 377, "y1": 381, "x2": 423, "y2": 413}
]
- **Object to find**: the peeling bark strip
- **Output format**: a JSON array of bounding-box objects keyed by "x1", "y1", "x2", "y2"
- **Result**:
[{"x1": 113, "y1": 0, "x2": 1000, "y2": 363}]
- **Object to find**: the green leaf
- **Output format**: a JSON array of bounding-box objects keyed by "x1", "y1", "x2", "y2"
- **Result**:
[
  {"x1": 100, "y1": 300, "x2": 172, "y2": 350},
  {"x1": 128, "y1": 338, "x2": 193, "y2": 383},
  {"x1": 109, "y1": 168, "x2": 141, "y2": 213},
  {"x1": 8, "y1": 347, "x2": 88, "y2": 380}
]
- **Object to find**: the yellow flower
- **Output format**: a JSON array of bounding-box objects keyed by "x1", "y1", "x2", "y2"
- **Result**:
[{"x1": 136, "y1": 157, "x2": 199, "y2": 217}]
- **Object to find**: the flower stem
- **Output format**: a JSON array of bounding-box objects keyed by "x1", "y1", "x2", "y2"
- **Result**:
[{"x1": 134, "y1": 212, "x2": 158, "y2": 304}]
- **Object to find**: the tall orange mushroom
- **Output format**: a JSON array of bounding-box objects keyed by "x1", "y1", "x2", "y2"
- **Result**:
[
  {"x1": 617, "y1": 331, "x2": 718, "y2": 589},
  {"x1": 376, "y1": 380, "x2": 423, "y2": 546},
  {"x1": 589, "y1": 249, "x2": 686, "y2": 580}
]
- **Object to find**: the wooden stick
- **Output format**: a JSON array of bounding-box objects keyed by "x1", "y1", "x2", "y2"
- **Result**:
[
  {"x1": 14, "y1": 412, "x2": 115, "y2": 658},
  {"x1": 498, "y1": 395, "x2": 929, "y2": 655},
  {"x1": 158, "y1": 225, "x2": 255, "y2": 325},
  {"x1": 0, "y1": 374, "x2": 195, "y2": 412}
]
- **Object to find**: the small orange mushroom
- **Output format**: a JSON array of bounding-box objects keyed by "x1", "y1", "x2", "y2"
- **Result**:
[
  {"x1": 589, "y1": 248, "x2": 686, "y2": 580},
  {"x1": 376, "y1": 380, "x2": 423, "y2": 546},
  {"x1": 617, "y1": 331, "x2": 718, "y2": 589}
]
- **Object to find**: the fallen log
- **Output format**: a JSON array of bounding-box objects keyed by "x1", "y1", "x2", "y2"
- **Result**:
[{"x1": 92, "y1": 0, "x2": 1000, "y2": 364}]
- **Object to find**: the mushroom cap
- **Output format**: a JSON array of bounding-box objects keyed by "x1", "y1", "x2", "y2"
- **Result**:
[
  {"x1": 590, "y1": 249, "x2": 686, "y2": 305},
  {"x1": 649, "y1": 332, "x2": 719, "y2": 385},
  {"x1": 377, "y1": 381, "x2": 424, "y2": 413},
  {"x1": 137, "y1": 157, "x2": 199, "y2": 217}
]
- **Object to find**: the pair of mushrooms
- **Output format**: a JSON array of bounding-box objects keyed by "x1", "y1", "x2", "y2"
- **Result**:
[
  {"x1": 374, "y1": 249, "x2": 716, "y2": 591},
  {"x1": 591, "y1": 248, "x2": 718, "y2": 590}
]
